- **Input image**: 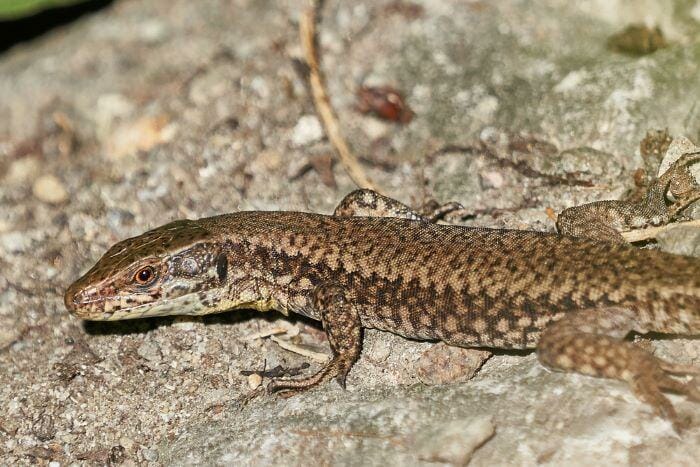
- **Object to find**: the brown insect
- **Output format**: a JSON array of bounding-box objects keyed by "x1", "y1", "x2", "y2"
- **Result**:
[{"x1": 356, "y1": 86, "x2": 414, "y2": 124}]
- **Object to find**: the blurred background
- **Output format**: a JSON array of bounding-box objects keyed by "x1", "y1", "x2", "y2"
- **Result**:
[{"x1": 0, "y1": 0, "x2": 114, "y2": 52}]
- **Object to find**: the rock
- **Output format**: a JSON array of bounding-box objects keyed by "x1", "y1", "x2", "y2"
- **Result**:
[
  {"x1": 140, "y1": 447, "x2": 159, "y2": 462},
  {"x1": 416, "y1": 343, "x2": 491, "y2": 385},
  {"x1": 137, "y1": 340, "x2": 163, "y2": 365},
  {"x1": 658, "y1": 136, "x2": 700, "y2": 181},
  {"x1": 480, "y1": 170, "x2": 505, "y2": 189},
  {"x1": 656, "y1": 225, "x2": 700, "y2": 257},
  {"x1": 32, "y1": 174, "x2": 68, "y2": 204},
  {"x1": 247, "y1": 373, "x2": 262, "y2": 389},
  {"x1": 4, "y1": 0, "x2": 700, "y2": 465},
  {"x1": 5, "y1": 158, "x2": 40, "y2": 185},
  {"x1": 416, "y1": 416, "x2": 495, "y2": 465},
  {"x1": 291, "y1": 115, "x2": 323, "y2": 147},
  {"x1": 106, "y1": 115, "x2": 174, "y2": 160}
]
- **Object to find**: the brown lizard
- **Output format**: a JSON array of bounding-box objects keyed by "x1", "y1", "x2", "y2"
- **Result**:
[{"x1": 64, "y1": 151, "x2": 700, "y2": 431}]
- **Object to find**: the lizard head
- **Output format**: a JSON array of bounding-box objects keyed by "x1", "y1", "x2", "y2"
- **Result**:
[{"x1": 65, "y1": 219, "x2": 231, "y2": 320}]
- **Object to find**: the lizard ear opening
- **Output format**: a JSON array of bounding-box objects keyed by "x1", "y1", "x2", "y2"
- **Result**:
[{"x1": 216, "y1": 253, "x2": 228, "y2": 283}]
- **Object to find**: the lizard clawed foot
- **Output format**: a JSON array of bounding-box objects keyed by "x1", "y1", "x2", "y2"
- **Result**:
[
  {"x1": 266, "y1": 356, "x2": 353, "y2": 398},
  {"x1": 628, "y1": 351, "x2": 700, "y2": 433}
]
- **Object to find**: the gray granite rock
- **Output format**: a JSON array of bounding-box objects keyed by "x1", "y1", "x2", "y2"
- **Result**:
[{"x1": 1, "y1": 0, "x2": 699, "y2": 465}]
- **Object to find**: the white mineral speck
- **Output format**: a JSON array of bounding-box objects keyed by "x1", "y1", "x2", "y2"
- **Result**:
[{"x1": 291, "y1": 115, "x2": 323, "y2": 147}]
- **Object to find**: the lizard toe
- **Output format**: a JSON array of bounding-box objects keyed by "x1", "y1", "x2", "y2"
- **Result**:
[
  {"x1": 659, "y1": 360, "x2": 700, "y2": 376},
  {"x1": 657, "y1": 375, "x2": 700, "y2": 403},
  {"x1": 630, "y1": 371, "x2": 686, "y2": 432}
]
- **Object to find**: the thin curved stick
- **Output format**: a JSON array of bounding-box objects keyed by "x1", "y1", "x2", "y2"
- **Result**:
[
  {"x1": 622, "y1": 219, "x2": 700, "y2": 243},
  {"x1": 299, "y1": 4, "x2": 380, "y2": 192}
]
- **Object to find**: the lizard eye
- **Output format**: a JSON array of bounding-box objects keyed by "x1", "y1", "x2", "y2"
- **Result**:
[{"x1": 134, "y1": 266, "x2": 156, "y2": 285}]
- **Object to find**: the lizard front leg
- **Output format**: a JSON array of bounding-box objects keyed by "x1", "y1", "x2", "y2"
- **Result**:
[
  {"x1": 537, "y1": 307, "x2": 700, "y2": 431},
  {"x1": 556, "y1": 151, "x2": 700, "y2": 243},
  {"x1": 265, "y1": 190, "x2": 458, "y2": 395},
  {"x1": 267, "y1": 283, "x2": 362, "y2": 396},
  {"x1": 334, "y1": 188, "x2": 463, "y2": 222}
]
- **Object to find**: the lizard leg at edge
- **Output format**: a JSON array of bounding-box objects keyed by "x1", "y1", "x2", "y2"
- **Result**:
[
  {"x1": 334, "y1": 188, "x2": 463, "y2": 222},
  {"x1": 537, "y1": 307, "x2": 700, "y2": 432},
  {"x1": 556, "y1": 151, "x2": 700, "y2": 243},
  {"x1": 267, "y1": 283, "x2": 362, "y2": 396}
]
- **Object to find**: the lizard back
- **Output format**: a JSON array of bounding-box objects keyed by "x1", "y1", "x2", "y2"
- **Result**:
[{"x1": 201, "y1": 211, "x2": 700, "y2": 349}]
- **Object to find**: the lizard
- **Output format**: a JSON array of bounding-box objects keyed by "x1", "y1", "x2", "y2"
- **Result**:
[{"x1": 64, "y1": 151, "x2": 700, "y2": 431}]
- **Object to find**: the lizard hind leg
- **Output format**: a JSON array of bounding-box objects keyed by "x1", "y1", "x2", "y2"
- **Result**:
[
  {"x1": 334, "y1": 188, "x2": 463, "y2": 222},
  {"x1": 537, "y1": 307, "x2": 700, "y2": 432},
  {"x1": 267, "y1": 284, "x2": 362, "y2": 397}
]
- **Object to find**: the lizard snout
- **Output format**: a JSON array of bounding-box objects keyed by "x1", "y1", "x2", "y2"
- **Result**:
[
  {"x1": 63, "y1": 281, "x2": 106, "y2": 318},
  {"x1": 64, "y1": 282, "x2": 80, "y2": 314}
]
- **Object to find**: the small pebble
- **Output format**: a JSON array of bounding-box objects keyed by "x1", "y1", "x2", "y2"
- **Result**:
[
  {"x1": 0, "y1": 231, "x2": 31, "y2": 253},
  {"x1": 361, "y1": 118, "x2": 390, "y2": 140},
  {"x1": 285, "y1": 324, "x2": 300, "y2": 338},
  {"x1": 291, "y1": 115, "x2": 323, "y2": 147},
  {"x1": 480, "y1": 170, "x2": 505, "y2": 189},
  {"x1": 141, "y1": 447, "x2": 159, "y2": 462},
  {"x1": 120, "y1": 436, "x2": 135, "y2": 450},
  {"x1": 416, "y1": 343, "x2": 491, "y2": 385},
  {"x1": 33, "y1": 174, "x2": 69, "y2": 204},
  {"x1": 5, "y1": 158, "x2": 40, "y2": 185},
  {"x1": 137, "y1": 340, "x2": 163, "y2": 364},
  {"x1": 248, "y1": 373, "x2": 262, "y2": 389},
  {"x1": 139, "y1": 19, "x2": 168, "y2": 44}
]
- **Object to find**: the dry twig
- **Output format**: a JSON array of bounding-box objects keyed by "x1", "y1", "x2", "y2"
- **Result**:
[
  {"x1": 243, "y1": 326, "x2": 289, "y2": 341},
  {"x1": 299, "y1": 3, "x2": 379, "y2": 192},
  {"x1": 270, "y1": 335, "x2": 329, "y2": 363},
  {"x1": 621, "y1": 219, "x2": 700, "y2": 243}
]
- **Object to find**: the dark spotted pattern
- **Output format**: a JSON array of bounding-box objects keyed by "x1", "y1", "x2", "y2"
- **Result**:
[
  {"x1": 216, "y1": 253, "x2": 228, "y2": 283},
  {"x1": 200, "y1": 211, "x2": 700, "y2": 349},
  {"x1": 68, "y1": 209, "x2": 700, "y2": 342}
]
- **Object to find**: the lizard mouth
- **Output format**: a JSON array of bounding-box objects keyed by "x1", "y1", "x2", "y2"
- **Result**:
[
  {"x1": 64, "y1": 285, "x2": 154, "y2": 320},
  {"x1": 66, "y1": 291, "x2": 212, "y2": 321}
]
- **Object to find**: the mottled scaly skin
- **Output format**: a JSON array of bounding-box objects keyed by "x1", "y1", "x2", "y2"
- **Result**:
[
  {"x1": 65, "y1": 152, "x2": 700, "y2": 431},
  {"x1": 210, "y1": 212, "x2": 700, "y2": 346},
  {"x1": 67, "y1": 210, "x2": 700, "y2": 337}
]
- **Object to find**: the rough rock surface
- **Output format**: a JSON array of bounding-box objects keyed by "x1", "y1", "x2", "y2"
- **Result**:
[{"x1": 1, "y1": 0, "x2": 700, "y2": 465}]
